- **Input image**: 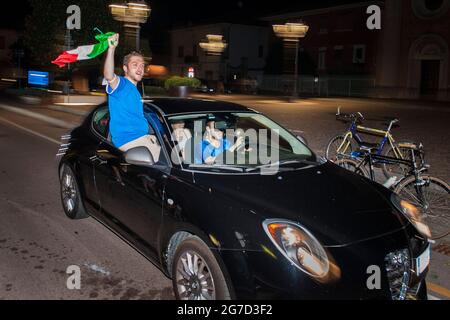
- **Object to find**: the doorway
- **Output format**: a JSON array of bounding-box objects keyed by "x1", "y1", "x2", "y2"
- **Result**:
[{"x1": 420, "y1": 59, "x2": 440, "y2": 96}]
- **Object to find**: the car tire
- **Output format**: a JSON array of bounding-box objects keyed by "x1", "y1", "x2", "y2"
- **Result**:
[
  {"x1": 59, "y1": 164, "x2": 89, "y2": 220},
  {"x1": 171, "y1": 236, "x2": 231, "y2": 300},
  {"x1": 417, "y1": 280, "x2": 428, "y2": 300}
]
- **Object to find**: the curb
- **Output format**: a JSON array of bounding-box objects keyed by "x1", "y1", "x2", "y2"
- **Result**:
[{"x1": 0, "y1": 104, "x2": 75, "y2": 129}]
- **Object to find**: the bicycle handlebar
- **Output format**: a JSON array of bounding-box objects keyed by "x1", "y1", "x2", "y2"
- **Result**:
[
  {"x1": 336, "y1": 108, "x2": 400, "y2": 130},
  {"x1": 336, "y1": 107, "x2": 364, "y2": 123}
]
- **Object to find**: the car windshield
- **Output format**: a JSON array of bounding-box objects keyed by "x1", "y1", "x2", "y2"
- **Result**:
[{"x1": 166, "y1": 112, "x2": 317, "y2": 172}]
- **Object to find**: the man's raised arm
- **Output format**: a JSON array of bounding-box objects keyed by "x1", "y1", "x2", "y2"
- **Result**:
[{"x1": 104, "y1": 33, "x2": 119, "y2": 90}]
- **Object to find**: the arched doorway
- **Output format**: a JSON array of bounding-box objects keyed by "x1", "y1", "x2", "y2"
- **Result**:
[{"x1": 407, "y1": 34, "x2": 449, "y2": 100}]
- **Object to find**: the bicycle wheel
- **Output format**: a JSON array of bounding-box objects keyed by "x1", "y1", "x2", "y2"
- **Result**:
[
  {"x1": 394, "y1": 175, "x2": 449, "y2": 240},
  {"x1": 334, "y1": 158, "x2": 369, "y2": 178},
  {"x1": 382, "y1": 143, "x2": 414, "y2": 179},
  {"x1": 325, "y1": 135, "x2": 353, "y2": 162}
]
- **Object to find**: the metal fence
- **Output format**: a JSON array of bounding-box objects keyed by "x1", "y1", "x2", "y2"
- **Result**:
[{"x1": 258, "y1": 75, "x2": 376, "y2": 97}]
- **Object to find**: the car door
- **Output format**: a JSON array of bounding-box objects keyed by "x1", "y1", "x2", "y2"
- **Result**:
[
  {"x1": 77, "y1": 105, "x2": 109, "y2": 211},
  {"x1": 93, "y1": 128, "x2": 169, "y2": 260}
]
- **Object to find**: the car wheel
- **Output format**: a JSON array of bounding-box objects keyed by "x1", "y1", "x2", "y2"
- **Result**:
[
  {"x1": 172, "y1": 236, "x2": 231, "y2": 300},
  {"x1": 59, "y1": 164, "x2": 89, "y2": 220}
]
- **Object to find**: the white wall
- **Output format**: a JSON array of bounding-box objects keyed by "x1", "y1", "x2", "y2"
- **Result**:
[{"x1": 170, "y1": 23, "x2": 269, "y2": 81}]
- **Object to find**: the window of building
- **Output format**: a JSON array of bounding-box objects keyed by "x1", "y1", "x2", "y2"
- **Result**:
[
  {"x1": 318, "y1": 48, "x2": 327, "y2": 70},
  {"x1": 178, "y1": 46, "x2": 184, "y2": 58},
  {"x1": 334, "y1": 46, "x2": 343, "y2": 60},
  {"x1": 353, "y1": 45, "x2": 366, "y2": 64},
  {"x1": 412, "y1": 0, "x2": 449, "y2": 19},
  {"x1": 425, "y1": 0, "x2": 444, "y2": 11},
  {"x1": 258, "y1": 45, "x2": 264, "y2": 58}
]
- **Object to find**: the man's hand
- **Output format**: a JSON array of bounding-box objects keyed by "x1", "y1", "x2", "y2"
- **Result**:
[
  {"x1": 228, "y1": 136, "x2": 245, "y2": 153},
  {"x1": 104, "y1": 33, "x2": 119, "y2": 90},
  {"x1": 236, "y1": 136, "x2": 244, "y2": 147},
  {"x1": 108, "y1": 34, "x2": 119, "y2": 49}
]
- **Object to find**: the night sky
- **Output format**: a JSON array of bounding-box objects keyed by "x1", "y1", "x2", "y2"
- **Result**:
[
  {"x1": 0, "y1": 0, "x2": 362, "y2": 55},
  {"x1": 1, "y1": 0, "x2": 362, "y2": 29}
]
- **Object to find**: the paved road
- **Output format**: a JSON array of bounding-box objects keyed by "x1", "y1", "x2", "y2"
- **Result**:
[
  {"x1": 0, "y1": 94, "x2": 449, "y2": 299},
  {"x1": 0, "y1": 112, "x2": 174, "y2": 300}
]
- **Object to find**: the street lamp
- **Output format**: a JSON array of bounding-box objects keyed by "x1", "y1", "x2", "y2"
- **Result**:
[
  {"x1": 272, "y1": 22, "x2": 309, "y2": 99},
  {"x1": 109, "y1": 0, "x2": 151, "y2": 51},
  {"x1": 199, "y1": 34, "x2": 228, "y2": 86},
  {"x1": 199, "y1": 34, "x2": 228, "y2": 56}
]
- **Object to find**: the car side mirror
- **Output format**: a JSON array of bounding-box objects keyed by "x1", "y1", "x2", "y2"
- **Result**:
[
  {"x1": 297, "y1": 135, "x2": 308, "y2": 146},
  {"x1": 125, "y1": 147, "x2": 155, "y2": 166}
]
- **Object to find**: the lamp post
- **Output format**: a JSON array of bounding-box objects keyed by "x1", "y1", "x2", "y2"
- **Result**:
[
  {"x1": 109, "y1": 1, "x2": 151, "y2": 51},
  {"x1": 199, "y1": 34, "x2": 228, "y2": 85},
  {"x1": 272, "y1": 22, "x2": 309, "y2": 99}
]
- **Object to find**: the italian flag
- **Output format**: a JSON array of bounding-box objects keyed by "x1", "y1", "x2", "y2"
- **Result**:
[{"x1": 52, "y1": 32, "x2": 116, "y2": 68}]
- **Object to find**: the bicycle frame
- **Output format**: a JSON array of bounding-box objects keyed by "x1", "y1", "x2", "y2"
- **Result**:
[
  {"x1": 349, "y1": 149, "x2": 420, "y2": 184},
  {"x1": 338, "y1": 118, "x2": 404, "y2": 158}
]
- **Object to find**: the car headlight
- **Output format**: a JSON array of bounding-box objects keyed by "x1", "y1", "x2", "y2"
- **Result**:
[
  {"x1": 263, "y1": 219, "x2": 330, "y2": 278},
  {"x1": 391, "y1": 194, "x2": 431, "y2": 239}
]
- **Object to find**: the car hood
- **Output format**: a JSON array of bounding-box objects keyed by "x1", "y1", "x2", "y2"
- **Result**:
[{"x1": 192, "y1": 162, "x2": 406, "y2": 246}]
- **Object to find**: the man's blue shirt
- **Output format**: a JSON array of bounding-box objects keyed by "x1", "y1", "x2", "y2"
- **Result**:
[
  {"x1": 194, "y1": 139, "x2": 232, "y2": 164},
  {"x1": 106, "y1": 76, "x2": 148, "y2": 148}
]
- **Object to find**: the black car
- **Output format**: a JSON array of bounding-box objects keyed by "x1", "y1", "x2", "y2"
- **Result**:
[{"x1": 57, "y1": 98, "x2": 431, "y2": 300}]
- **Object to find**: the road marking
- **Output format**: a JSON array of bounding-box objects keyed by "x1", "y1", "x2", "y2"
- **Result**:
[
  {"x1": 427, "y1": 282, "x2": 450, "y2": 299},
  {"x1": 0, "y1": 103, "x2": 74, "y2": 129},
  {"x1": 0, "y1": 116, "x2": 60, "y2": 145}
]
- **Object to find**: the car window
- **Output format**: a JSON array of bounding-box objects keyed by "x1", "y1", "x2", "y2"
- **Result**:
[
  {"x1": 92, "y1": 107, "x2": 109, "y2": 138},
  {"x1": 166, "y1": 112, "x2": 316, "y2": 171}
]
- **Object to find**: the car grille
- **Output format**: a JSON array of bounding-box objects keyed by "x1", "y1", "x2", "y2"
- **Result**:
[{"x1": 384, "y1": 249, "x2": 411, "y2": 300}]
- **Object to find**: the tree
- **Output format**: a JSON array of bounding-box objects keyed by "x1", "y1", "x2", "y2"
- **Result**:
[{"x1": 24, "y1": 0, "x2": 122, "y2": 68}]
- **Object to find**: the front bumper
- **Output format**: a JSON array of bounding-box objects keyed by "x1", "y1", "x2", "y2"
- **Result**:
[{"x1": 220, "y1": 225, "x2": 429, "y2": 300}]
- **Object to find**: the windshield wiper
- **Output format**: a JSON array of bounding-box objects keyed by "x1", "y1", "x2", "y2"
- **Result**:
[
  {"x1": 187, "y1": 164, "x2": 246, "y2": 172},
  {"x1": 245, "y1": 159, "x2": 318, "y2": 173}
]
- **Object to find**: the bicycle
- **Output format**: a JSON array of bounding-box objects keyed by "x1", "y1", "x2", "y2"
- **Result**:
[
  {"x1": 325, "y1": 108, "x2": 419, "y2": 179},
  {"x1": 335, "y1": 145, "x2": 449, "y2": 240}
]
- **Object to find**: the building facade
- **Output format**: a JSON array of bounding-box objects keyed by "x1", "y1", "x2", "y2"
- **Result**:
[
  {"x1": 377, "y1": 0, "x2": 450, "y2": 100},
  {"x1": 263, "y1": 0, "x2": 450, "y2": 101},
  {"x1": 170, "y1": 23, "x2": 269, "y2": 83},
  {"x1": 264, "y1": 2, "x2": 381, "y2": 77}
]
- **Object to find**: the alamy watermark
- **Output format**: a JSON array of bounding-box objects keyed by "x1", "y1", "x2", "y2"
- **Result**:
[
  {"x1": 169, "y1": 121, "x2": 281, "y2": 175},
  {"x1": 366, "y1": 265, "x2": 382, "y2": 290},
  {"x1": 66, "y1": 265, "x2": 81, "y2": 290},
  {"x1": 66, "y1": 5, "x2": 81, "y2": 30},
  {"x1": 366, "y1": 5, "x2": 381, "y2": 30}
]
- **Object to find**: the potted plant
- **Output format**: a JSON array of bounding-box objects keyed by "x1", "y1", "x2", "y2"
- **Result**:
[{"x1": 164, "y1": 76, "x2": 201, "y2": 97}]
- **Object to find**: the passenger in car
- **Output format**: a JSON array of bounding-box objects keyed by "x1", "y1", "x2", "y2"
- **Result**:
[
  {"x1": 194, "y1": 121, "x2": 244, "y2": 164},
  {"x1": 171, "y1": 120, "x2": 192, "y2": 160}
]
